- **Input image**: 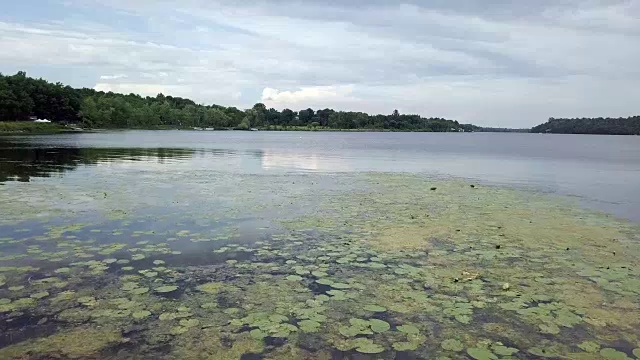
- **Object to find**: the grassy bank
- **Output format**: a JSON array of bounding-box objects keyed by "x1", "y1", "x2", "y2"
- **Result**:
[{"x1": 0, "y1": 122, "x2": 68, "y2": 134}]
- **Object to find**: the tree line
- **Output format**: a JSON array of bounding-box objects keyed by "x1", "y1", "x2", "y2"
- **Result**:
[
  {"x1": 1, "y1": 71, "x2": 475, "y2": 132},
  {"x1": 531, "y1": 117, "x2": 640, "y2": 135}
]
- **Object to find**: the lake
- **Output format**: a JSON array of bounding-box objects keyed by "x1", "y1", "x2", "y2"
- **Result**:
[
  {"x1": 0, "y1": 131, "x2": 639, "y2": 359},
  {"x1": 1, "y1": 131, "x2": 639, "y2": 221}
]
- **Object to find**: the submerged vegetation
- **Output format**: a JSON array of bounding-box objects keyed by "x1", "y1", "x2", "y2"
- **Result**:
[{"x1": 0, "y1": 173, "x2": 639, "y2": 359}]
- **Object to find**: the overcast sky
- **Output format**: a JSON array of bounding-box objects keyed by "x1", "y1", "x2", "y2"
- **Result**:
[{"x1": 1, "y1": 0, "x2": 639, "y2": 127}]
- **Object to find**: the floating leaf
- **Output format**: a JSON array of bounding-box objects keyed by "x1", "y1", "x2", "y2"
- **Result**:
[
  {"x1": 600, "y1": 348, "x2": 631, "y2": 359},
  {"x1": 363, "y1": 304, "x2": 387, "y2": 312},
  {"x1": 154, "y1": 285, "x2": 178, "y2": 293},
  {"x1": 539, "y1": 323, "x2": 560, "y2": 334},
  {"x1": 30, "y1": 291, "x2": 50, "y2": 299},
  {"x1": 286, "y1": 275, "x2": 303, "y2": 281},
  {"x1": 170, "y1": 326, "x2": 188, "y2": 335},
  {"x1": 298, "y1": 320, "x2": 321, "y2": 333},
  {"x1": 491, "y1": 344, "x2": 518, "y2": 356},
  {"x1": 132, "y1": 310, "x2": 151, "y2": 319},
  {"x1": 369, "y1": 319, "x2": 390, "y2": 333},
  {"x1": 393, "y1": 341, "x2": 419, "y2": 351},
  {"x1": 397, "y1": 324, "x2": 420, "y2": 335},
  {"x1": 441, "y1": 339, "x2": 464, "y2": 352},
  {"x1": 131, "y1": 287, "x2": 149, "y2": 295},
  {"x1": 578, "y1": 341, "x2": 600, "y2": 353},
  {"x1": 179, "y1": 318, "x2": 200, "y2": 328},
  {"x1": 467, "y1": 347, "x2": 498, "y2": 360},
  {"x1": 250, "y1": 329, "x2": 267, "y2": 340}
]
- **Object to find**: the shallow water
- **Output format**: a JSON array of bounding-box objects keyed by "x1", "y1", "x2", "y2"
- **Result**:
[{"x1": 0, "y1": 131, "x2": 639, "y2": 359}]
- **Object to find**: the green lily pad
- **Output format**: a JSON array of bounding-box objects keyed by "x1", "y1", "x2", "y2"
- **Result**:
[
  {"x1": 54, "y1": 267, "x2": 70, "y2": 274},
  {"x1": 154, "y1": 285, "x2": 178, "y2": 293},
  {"x1": 30, "y1": 291, "x2": 50, "y2": 299},
  {"x1": 632, "y1": 348, "x2": 639, "y2": 358},
  {"x1": 153, "y1": 260, "x2": 165, "y2": 265},
  {"x1": 179, "y1": 318, "x2": 200, "y2": 328},
  {"x1": 131, "y1": 287, "x2": 149, "y2": 295},
  {"x1": 316, "y1": 278, "x2": 334, "y2": 286},
  {"x1": 132, "y1": 310, "x2": 151, "y2": 319},
  {"x1": 78, "y1": 296, "x2": 97, "y2": 307},
  {"x1": 397, "y1": 324, "x2": 420, "y2": 335},
  {"x1": 355, "y1": 339, "x2": 385, "y2": 354},
  {"x1": 369, "y1": 319, "x2": 390, "y2": 333},
  {"x1": 363, "y1": 304, "x2": 387, "y2": 312},
  {"x1": 286, "y1": 275, "x2": 303, "y2": 281},
  {"x1": 441, "y1": 339, "x2": 464, "y2": 352},
  {"x1": 578, "y1": 341, "x2": 600, "y2": 353},
  {"x1": 393, "y1": 341, "x2": 419, "y2": 351},
  {"x1": 539, "y1": 323, "x2": 560, "y2": 334},
  {"x1": 159, "y1": 312, "x2": 177, "y2": 321},
  {"x1": 467, "y1": 347, "x2": 498, "y2": 360},
  {"x1": 600, "y1": 348, "x2": 631, "y2": 359},
  {"x1": 298, "y1": 320, "x2": 321, "y2": 333},
  {"x1": 250, "y1": 329, "x2": 267, "y2": 340},
  {"x1": 131, "y1": 254, "x2": 146, "y2": 261},
  {"x1": 170, "y1": 326, "x2": 188, "y2": 335},
  {"x1": 269, "y1": 314, "x2": 288, "y2": 323},
  {"x1": 492, "y1": 344, "x2": 518, "y2": 356}
]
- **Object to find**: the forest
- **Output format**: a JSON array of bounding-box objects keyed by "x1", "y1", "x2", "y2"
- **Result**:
[
  {"x1": 531, "y1": 117, "x2": 640, "y2": 135},
  {"x1": 0, "y1": 71, "x2": 475, "y2": 132}
]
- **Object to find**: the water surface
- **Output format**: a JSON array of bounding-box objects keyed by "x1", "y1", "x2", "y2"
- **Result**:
[{"x1": 0, "y1": 131, "x2": 639, "y2": 360}]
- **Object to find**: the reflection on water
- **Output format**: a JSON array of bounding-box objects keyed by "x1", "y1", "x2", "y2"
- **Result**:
[
  {"x1": 262, "y1": 152, "x2": 352, "y2": 172},
  {"x1": 0, "y1": 141, "x2": 195, "y2": 182},
  {"x1": 1, "y1": 131, "x2": 640, "y2": 222}
]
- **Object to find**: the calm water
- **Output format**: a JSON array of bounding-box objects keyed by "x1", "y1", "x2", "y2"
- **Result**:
[
  {"x1": 1, "y1": 131, "x2": 640, "y2": 359},
  {"x1": 1, "y1": 131, "x2": 639, "y2": 221}
]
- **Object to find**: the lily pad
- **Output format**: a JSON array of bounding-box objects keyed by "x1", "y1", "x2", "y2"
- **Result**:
[
  {"x1": 30, "y1": 291, "x2": 50, "y2": 299},
  {"x1": 170, "y1": 326, "x2": 188, "y2": 335},
  {"x1": 578, "y1": 341, "x2": 600, "y2": 353},
  {"x1": 600, "y1": 348, "x2": 631, "y2": 359},
  {"x1": 132, "y1": 310, "x2": 151, "y2": 319},
  {"x1": 363, "y1": 304, "x2": 387, "y2": 312},
  {"x1": 441, "y1": 339, "x2": 464, "y2": 352},
  {"x1": 154, "y1": 285, "x2": 178, "y2": 293},
  {"x1": 369, "y1": 319, "x2": 390, "y2": 333},
  {"x1": 179, "y1": 319, "x2": 200, "y2": 328},
  {"x1": 355, "y1": 339, "x2": 385, "y2": 354},
  {"x1": 286, "y1": 275, "x2": 303, "y2": 281},
  {"x1": 250, "y1": 329, "x2": 267, "y2": 340},
  {"x1": 467, "y1": 347, "x2": 498, "y2": 360},
  {"x1": 397, "y1": 324, "x2": 420, "y2": 335},
  {"x1": 298, "y1": 320, "x2": 321, "y2": 333},
  {"x1": 393, "y1": 341, "x2": 419, "y2": 351}
]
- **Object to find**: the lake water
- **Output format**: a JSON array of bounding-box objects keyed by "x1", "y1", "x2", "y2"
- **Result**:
[
  {"x1": 1, "y1": 131, "x2": 639, "y2": 360},
  {"x1": 2, "y1": 131, "x2": 639, "y2": 221}
]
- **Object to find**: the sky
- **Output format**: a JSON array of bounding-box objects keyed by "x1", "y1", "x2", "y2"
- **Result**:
[{"x1": 1, "y1": 0, "x2": 639, "y2": 127}]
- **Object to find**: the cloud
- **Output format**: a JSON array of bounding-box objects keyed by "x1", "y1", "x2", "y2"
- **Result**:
[
  {"x1": 261, "y1": 85, "x2": 355, "y2": 108},
  {"x1": 99, "y1": 74, "x2": 127, "y2": 80},
  {"x1": 1, "y1": 0, "x2": 639, "y2": 126}
]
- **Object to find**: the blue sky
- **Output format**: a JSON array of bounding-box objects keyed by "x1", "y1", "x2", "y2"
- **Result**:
[{"x1": 1, "y1": 0, "x2": 639, "y2": 127}]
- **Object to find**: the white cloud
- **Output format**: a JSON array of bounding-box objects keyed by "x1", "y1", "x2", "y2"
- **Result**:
[
  {"x1": 99, "y1": 74, "x2": 127, "y2": 80},
  {"x1": 261, "y1": 85, "x2": 355, "y2": 108}
]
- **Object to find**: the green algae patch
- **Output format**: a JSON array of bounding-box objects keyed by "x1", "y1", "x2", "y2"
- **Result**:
[
  {"x1": 1, "y1": 173, "x2": 639, "y2": 358},
  {"x1": 0, "y1": 327, "x2": 122, "y2": 358}
]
